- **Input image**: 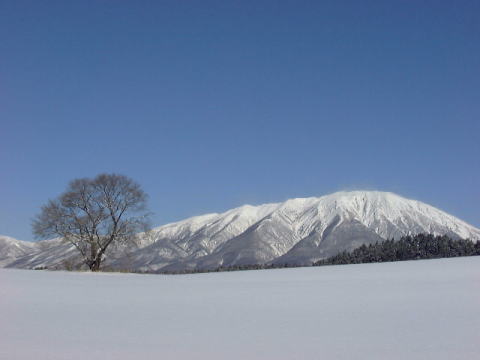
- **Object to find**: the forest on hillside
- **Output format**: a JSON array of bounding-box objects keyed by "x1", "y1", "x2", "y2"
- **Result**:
[
  {"x1": 314, "y1": 234, "x2": 480, "y2": 266},
  {"x1": 160, "y1": 234, "x2": 480, "y2": 274}
]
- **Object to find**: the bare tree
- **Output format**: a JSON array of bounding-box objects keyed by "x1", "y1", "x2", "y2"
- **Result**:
[{"x1": 33, "y1": 173, "x2": 150, "y2": 271}]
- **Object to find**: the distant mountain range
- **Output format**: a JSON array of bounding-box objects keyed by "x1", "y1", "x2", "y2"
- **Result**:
[{"x1": 2, "y1": 191, "x2": 479, "y2": 272}]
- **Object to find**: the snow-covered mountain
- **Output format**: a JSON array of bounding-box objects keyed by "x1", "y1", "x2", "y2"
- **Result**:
[
  {"x1": 2, "y1": 191, "x2": 480, "y2": 271},
  {"x1": 0, "y1": 236, "x2": 38, "y2": 267}
]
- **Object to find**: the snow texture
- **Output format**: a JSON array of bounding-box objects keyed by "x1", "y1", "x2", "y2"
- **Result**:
[
  {"x1": 1, "y1": 256, "x2": 479, "y2": 360},
  {"x1": 2, "y1": 191, "x2": 480, "y2": 271}
]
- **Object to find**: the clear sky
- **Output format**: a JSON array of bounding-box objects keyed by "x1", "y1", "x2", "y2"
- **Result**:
[{"x1": 1, "y1": 0, "x2": 479, "y2": 241}]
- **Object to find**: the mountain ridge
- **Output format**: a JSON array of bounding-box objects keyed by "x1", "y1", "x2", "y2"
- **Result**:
[{"x1": 2, "y1": 191, "x2": 479, "y2": 271}]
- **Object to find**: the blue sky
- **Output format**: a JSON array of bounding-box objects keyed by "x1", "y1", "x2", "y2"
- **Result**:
[{"x1": 1, "y1": 0, "x2": 479, "y2": 240}]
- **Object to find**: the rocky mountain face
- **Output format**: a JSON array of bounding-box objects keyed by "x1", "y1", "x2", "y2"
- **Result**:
[{"x1": 2, "y1": 191, "x2": 480, "y2": 271}]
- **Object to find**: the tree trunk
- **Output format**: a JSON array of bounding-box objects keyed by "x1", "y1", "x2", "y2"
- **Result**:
[
  {"x1": 87, "y1": 257, "x2": 102, "y2": 272},
  {"x1": 92, "y1": 258, "x2": 102, "y2": 271}
]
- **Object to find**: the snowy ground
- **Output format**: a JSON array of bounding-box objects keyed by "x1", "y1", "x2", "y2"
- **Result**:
[{"x1": 1, "y1": 257, "x2": 479, "y2": 360}]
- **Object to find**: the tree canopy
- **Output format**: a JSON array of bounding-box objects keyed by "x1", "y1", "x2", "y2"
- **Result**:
[{"x1": 33, "y1": 173, "x2": 150, "y2": 271}]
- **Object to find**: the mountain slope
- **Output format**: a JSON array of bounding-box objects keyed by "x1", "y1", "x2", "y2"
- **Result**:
[
  {"x1": 156, "y1": 191, "x2": 480, "y2": 271},
  {"x1": 0, "y1": 236, "x2": 38, "y2": 267},
  {"x1": 3, "y1": 191, "x2": 480, "y2": 271},
  {"x1": 5, "y1": 238, "x2": 79, "y2": 269}
]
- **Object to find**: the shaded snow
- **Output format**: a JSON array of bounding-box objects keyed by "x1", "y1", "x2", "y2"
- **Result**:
[{"x1": 1, "y1": 257, "x2": 479, "y2": 360}]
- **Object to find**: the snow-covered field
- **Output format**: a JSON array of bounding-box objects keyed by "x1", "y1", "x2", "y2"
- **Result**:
[{"x1": 1, "y1": 257, "x2": 479, "y2": 360}]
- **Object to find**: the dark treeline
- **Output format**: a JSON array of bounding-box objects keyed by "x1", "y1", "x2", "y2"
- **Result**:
[
  {"x1": 314, "y1": 234, "x2": 480, "y2": 266},
  {"x1": 159, "y1": 234, "x2": 479, "y2": 275},
  {"x1": 158, "y1": 262, "x2": 301, "y2": 275}
]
